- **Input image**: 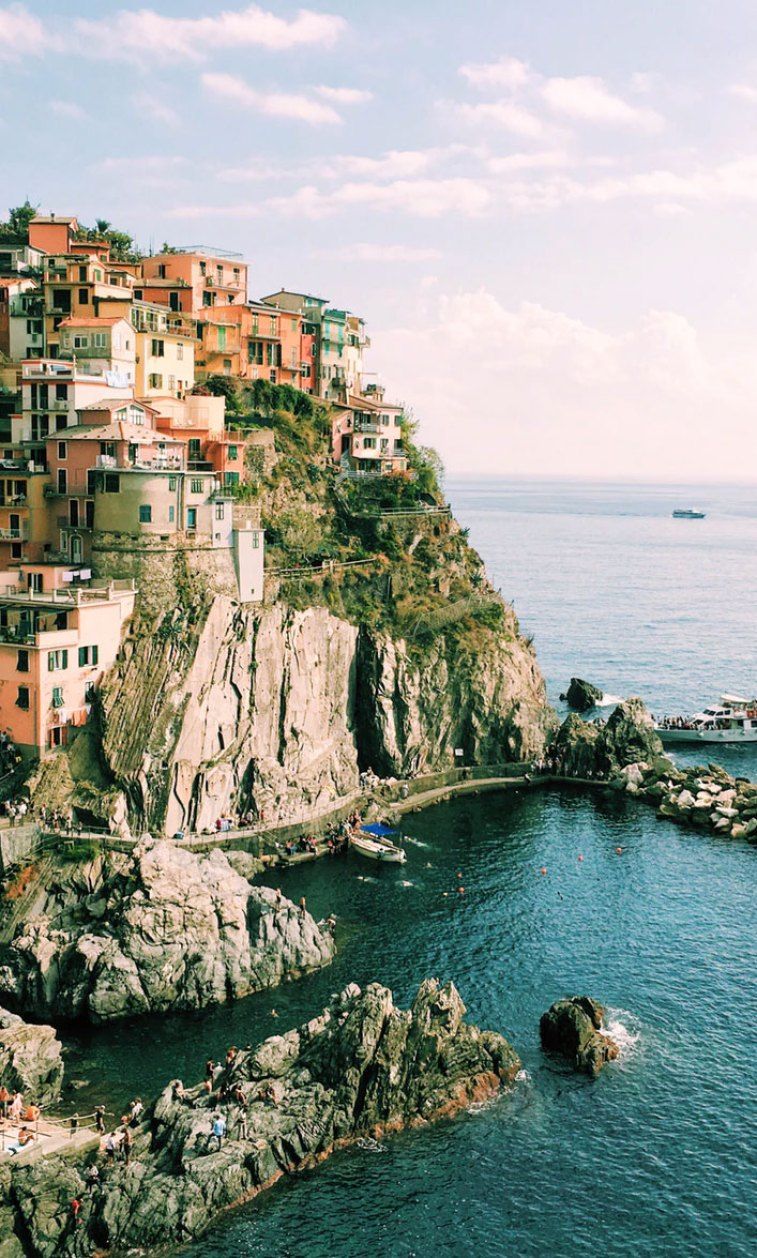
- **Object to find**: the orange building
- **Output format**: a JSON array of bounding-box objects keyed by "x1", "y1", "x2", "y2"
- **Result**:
[{"x1": 141, "y1": 250, "x2": 247, "y2": 315}]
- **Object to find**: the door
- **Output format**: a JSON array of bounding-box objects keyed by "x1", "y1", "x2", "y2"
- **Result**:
[{"x1": 70, "y1": 535, "x2": 83, "y2": 564}]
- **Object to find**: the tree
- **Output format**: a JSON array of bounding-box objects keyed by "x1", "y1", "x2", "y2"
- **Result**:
[
  {"x1": 0, "y1": 200, "x2": 38, "y2": 240},
  {"x1": 94, "y1": 219, "x2": 111, "y2": 236},
  {"x1": 203, "y1": 374, "x2": 241, "y2": 413}
]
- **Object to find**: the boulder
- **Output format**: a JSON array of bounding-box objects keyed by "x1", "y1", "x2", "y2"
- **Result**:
[
  {"x1": 1, "y1": 980, "x2": 521, "y2": 1254},
  {"x1": 564, "y1": 678, "x2": 604, "y2": 712},
  {"x1": 540, "y1": 996, "x2": 620, "y2": 1077},
  {"x1": 0, "y1": 840, "x2": 335, "y2": 1024},
  {"x1": 550, "y1": 698, "x2": 665, "y2": 780},
  {"x1": 0, "y1": 1008, "x2": 63, "y2": 1104}
]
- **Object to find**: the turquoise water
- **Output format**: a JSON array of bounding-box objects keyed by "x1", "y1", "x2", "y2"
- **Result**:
[{"x1": 61, "y1": 479, "x2": 757, "y2": 1257}]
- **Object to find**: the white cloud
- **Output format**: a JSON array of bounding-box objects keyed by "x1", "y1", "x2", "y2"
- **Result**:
[
  {"x1": 325, "y1": 150, "x2": 439, "y2": 178},
  {"x1": 0, "y1": 3, "x2": 47, "y2": 58},
  {"x1": 201, "y1": 73, "x2": 342, "y2": 124},
  {"x1": 456, "y1": 100, "x2": 548, "y2": 138},
  {"x1": 374, "y1": 289, "x2": 755, "y2": 479},
  {"x1": 75, "y1": 4, "x2": 346, "y2": 62},
  {"x1": 173, "y1": 176, "x2": 492, "y2": 220},
  {"x1": 97, "y1": 155, "x2": 188, "y2": 174},
  {"x1": 268, "y1": 177, "x2": 492, "y2": 218},
  {"x1": 315, "y1": 86, "x2": 373, "y2": 105},
  {"x1": 316, "y1": 243, "x2": 442, "y2": 262},
  {"x1": 131, "y1": 91, "x2": 180, "y2": 128},
  {"x1": 459, "y1": 56, "x2": 531, "y2": 92},
  {"x1": 541, "y1": 75, "x2": 664, "y2": 131},
  {"x1": 728, "y1": 83, "x2": 757, "y2": 103},
  {"x1": 50, "y1": 100, "x2": 87, "y2": 120},
  {"x1": 487, "y1": 150, "x2": 571, "y2": 173}
]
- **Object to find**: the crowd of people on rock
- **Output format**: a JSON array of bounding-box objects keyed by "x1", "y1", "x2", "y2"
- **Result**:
[
  {"x1": 533, "y1": 755, "x2": 605, "y2": 780},
  {"x1": 281, "y1": 810, "x2": 365, "y2": 862},
  {"x1": 0, "y1": 1084, "x2": 43, "y2": 1156}
]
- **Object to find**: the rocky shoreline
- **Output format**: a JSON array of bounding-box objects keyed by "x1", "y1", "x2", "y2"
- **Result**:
[
  {"x1": 0, "y1": 840, "x2": 335, "y2": 1024},
  {"x1": 0, "y1": 980, "x2": 520, "y2": 1256}
]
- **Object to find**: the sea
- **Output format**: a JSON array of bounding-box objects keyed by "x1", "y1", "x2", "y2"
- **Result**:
[{"x1": 62, "y1": 479, "x2": 757, "y2": 1257}]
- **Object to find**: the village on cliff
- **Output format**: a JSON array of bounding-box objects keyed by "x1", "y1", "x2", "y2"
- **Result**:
[{"x1": 0, "y1": 206, "x2": 408, "y2": 765}]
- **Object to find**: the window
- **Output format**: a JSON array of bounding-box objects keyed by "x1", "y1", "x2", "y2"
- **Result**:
[
  {"x1": 16, "y1": 650, "x2": 29, "y2": 673},
  {"x1": 16, "y1": 686, "x2": 29, "y2": 710},
  {"x1": 78, "y1": 266, "x2": 87, "y2": 282},
  {"x1": 78, "y1": 288, "x2": 89, "y2": 304},
  {"x1": 223, "y1": 359, "x2": 232, "y2": 374},
  {"x1": 190, "y1": 478, "x2": 203, "y2": 494},
  {"x1": 249, "y1": 340, "x2": 264, "y2": 365},
  {"x1": 228, "y1": 445, "x2": 238, "y2": 460},
  {"x1": 92, "y1": 332, "x2": 106, "y2": 348},
  {"x1": 138, "y1": 505, "x2": 152, "y2": 523},
  {"x1": 203, "y1": 292, "x2": 213, "y2": 307},
  {"x1": 168, "y1": 375, "x2": 176, "y2": 393},
  {"x1": 10, "y1": 543, "x2": 21, "y2": 560},
  {"x1": 148, "y1": 373, "x2": 163, "y2": 389},
  {"x1": 85, "y1": 681, "x2": 96, "y2": 702},
  {"x1": 218, "y1": 326, "x2": 227, "y2": 350},
  {"x1": 177, "y1": 343, "x2": 183, "y2": 361},
  {"x1": 215, "y1": 503, "x2": 225, "y2": 519},
  {"x1": 186, "y1": 507, "x2": 197, "y2": 529},
  {"x1": 168, "y1": 505, "x2": 175, "y2": 523},
  {"x1": 55, "y1": 416, "x2": 67, "y2": 432},
  {"x1": 51, "y1": 687, "x2": 64, "y2": 708},
  {"x1": 57, "y1": 469, "x2": 67, "y2": 494},
  {"x1": 253, "y1": 532, "x2": 260, "y2": 549},
  {"x1": 58, "y1": 441, "x2": 66, "y2": 460},
  {"x1": 223, "y1": 472, "x2": 239, "y2": 488},
  {"x1": 158, "y1": 263, "x2": 166, "y2": 278},
  {"x1": 104, "y1": 473, "x2": 120, "y2": 493},
  {"x1": 78, "y1": 645, "x2": 99, "y2": 666},
  {"x1": 73, "y1": 335, "x2": 87, "y2": 349},
  {"x1": 168, "y1": 476, "x2": 177, "y2": 491},
  {"x1": 199, "y1": 261, "x2": 206, "y2": 276},
  {"x1": 151, "y1": 339, "x2": 165, "y2": 357},
  {"x1": 55, "y1": 383, "x2": 67, "y2": 401},
  {"x1": 69, "y1": 500, "x2": 79, "y2": 527},
  {"x1": 48, "y1": 649, "x2": 68, "y2": 672}
]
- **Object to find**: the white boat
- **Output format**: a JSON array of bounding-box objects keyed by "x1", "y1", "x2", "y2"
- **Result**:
[
  {"x1": 656, "y1": 695, "x2": 757, "y2": 744},
  {"x1": 350, "y1": 826, "x2": 407, "y2": 864},
  {"x1": 672, "y1": 508, "x2": 706, "y2": 519}
]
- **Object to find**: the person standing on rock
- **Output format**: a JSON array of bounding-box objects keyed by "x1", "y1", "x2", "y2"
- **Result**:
[
  {"x1": 122, "y1": 1124, "x2": 133, "y2": 1165},
  {"x1": 209, "y1": 1112, "x2": 226, "y2": 1152},
  {"x1": 299, "y1": 896, "x2": 307, "y2": 918},
  {"x1": 205, "y1": 1058, "x2": 215, "y2": 1082},
  {"x1": 94, "y1": 1105, "x2": 106, "y2": 1135},
  {"x1": 0, "y1": 1085, "x2": 9, "y2": 1118}
]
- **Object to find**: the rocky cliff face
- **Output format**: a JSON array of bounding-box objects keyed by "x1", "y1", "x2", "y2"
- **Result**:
[
  {"x1": 0, "y1": 979, "x2": 520, "y2": 1256},
  {"x1": 98, "y1": 588, "x2": 549, "y2": 837},
  {"x1": 0, "y1": 1008, "x2": 63, "y2": 1103},
  {"x1": 0, "y1": 840, "x2": 334, "y2": 1024}
]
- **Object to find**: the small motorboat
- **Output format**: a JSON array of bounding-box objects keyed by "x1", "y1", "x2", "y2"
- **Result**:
[
  {"x1": 672, "y1": 508, "x2": 706, "y2": 519},
  {"x1": 350, "y1": 823, "x2": 407, "y2": 864}
]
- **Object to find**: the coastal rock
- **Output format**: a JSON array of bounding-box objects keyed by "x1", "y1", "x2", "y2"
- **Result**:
[
  {"x1": 0, "y1": 1008, "x2": 63, "y2": 1103},
  {"x1": 564, "y1": 678, "x2": 604, "y2": 712},
  {"x1": 0, "y1": 841, "x2": 334, "y2": 1024},
  {"x1": 540, "y1": 996, "x2": 619, "y2": 1077},
  {"x1": 1, "y1": 980, "x2": 521, "y2": 1254},
  {"x1": 550, "y1": 698, "x2": 663, "y2": 779}
]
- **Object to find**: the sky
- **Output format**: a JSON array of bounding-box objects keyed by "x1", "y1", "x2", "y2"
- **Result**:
[{"x1": 2, "y1": 1, "x2": 757, "y2": 481}]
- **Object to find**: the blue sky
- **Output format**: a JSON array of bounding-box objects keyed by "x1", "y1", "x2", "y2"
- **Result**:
[{"x1": 3, "y1": 1, "x2": 757, "y2": 480}]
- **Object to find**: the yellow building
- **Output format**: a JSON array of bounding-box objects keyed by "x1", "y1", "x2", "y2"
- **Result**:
[{"x1": 130, "y1": 303, "x2": 195, "y2": 399}]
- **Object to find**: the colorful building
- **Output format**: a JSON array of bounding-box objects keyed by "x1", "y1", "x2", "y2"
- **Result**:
[
  {"x1": 332, "y1": 388, "x2": 407, "y2": 476},
  {"x1": 141, "y1": 249, "x2": 247, "y2": 314},
  {"x1": 58, "y1": 316, "x2": 136, "y2": 387},
  {"x1": 0, "y1": 564, "x2": 135, "y2": 757}
]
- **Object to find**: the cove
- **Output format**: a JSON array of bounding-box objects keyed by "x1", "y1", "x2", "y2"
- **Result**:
[{"x1": 61, "y1": 785, "x2": 757, "y2": 1256}]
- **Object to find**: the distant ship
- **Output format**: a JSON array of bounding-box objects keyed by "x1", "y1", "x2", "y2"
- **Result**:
[
  {"x1": 672, "y1": 508, "x2": 706, "y2": 519},
  {"x1": 656, "y1": 695, "x2": 757, "y2": 743}
]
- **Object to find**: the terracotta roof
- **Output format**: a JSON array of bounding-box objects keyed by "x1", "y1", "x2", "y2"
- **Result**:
[
  {"x1": 347, "y1": 393, "x2": 402, "y2": 413},
  {"x1": 30, "y1": 215, "x2": 78, "y2": 226},
  {"x1": 78, "y1": 398, "x2": 158, "y2": 415},
  {"x1": 55, "y1": 421, "x2": 182, "y2": 443}
]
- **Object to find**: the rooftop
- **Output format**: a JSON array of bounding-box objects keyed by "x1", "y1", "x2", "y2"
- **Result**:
[
  {"x1": 78, "y1": 398, "x2": 158, "y2": 415},
  {"x1": 54, "y1": 420, "x2": 180, "y2": 443}
]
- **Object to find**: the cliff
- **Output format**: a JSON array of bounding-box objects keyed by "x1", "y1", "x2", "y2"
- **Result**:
[
  {"x1": 0, "y1": 839, "x2": 334, "y2": 1024},
  {"x1": 0, "y1": 1008, "x2": 63, "y2": 1103},
  {"x1": 27, "y1": 387, "x2": 550, "y2": 835},
  {"x1": 0, "y1": 979, "x2": 520, "y2": 1255}
]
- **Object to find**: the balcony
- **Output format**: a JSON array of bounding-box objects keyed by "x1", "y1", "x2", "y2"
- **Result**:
[
  {"x1": 0, "y1": 579, "x2": 135, "y2": 608},
  {"x1": 0, "y1": 526, "x2": 28, "y2": 540}
]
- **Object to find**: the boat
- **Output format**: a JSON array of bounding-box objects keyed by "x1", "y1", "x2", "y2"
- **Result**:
[
  {"x1": 350, "y1": 823, "x2": 407, "y2": 864},
  {"x1": 655, "y1": 695, "x2": 757, "y2": 744},
  {"x1": 672, "y1": 508, "x2": 706, "y2": 519}
]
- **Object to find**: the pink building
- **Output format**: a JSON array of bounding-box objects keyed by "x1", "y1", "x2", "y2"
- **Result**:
[{"x1": 0, "y1": 564, "x2": 135, "y2": 757}]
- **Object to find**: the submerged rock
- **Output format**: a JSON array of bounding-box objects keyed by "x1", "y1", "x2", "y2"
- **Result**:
[
  {"x1": 0, "y1": 1007, "x2": 63, "y2": 1103},
  {"x1": 540, "y1": 996, "x2": 619, "y2": 1077},
  {"x1": 0, "y1": 840, "x2": 334, "y2": 1024},
  {"x1": 563, "y1": 678, "x2": 604, "y2": 712},
  {"x1": 1, "y1": 980, "x2": 521, "y2": 1255}
]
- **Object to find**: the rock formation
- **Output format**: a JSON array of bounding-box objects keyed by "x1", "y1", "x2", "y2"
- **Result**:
[
  {"x1": 0, "y1": 1008, "x2": 63, "y2": 1103},
  {"x1": 550, "y1": 697, "x2": 663, "y2": 778},
  {"x1": 95, "y1": 595, "x2": 550, "y2": 837},
  {"x1": 540, "y1": 996, "x2": 619, "y2": 1076},
  {"x1": 0, "y1": 840, "x2": 334, "y2": 1024},
  {"x1": 563, "y1": 678, "x2": 604, "y2": 712},
  {"x1": 0, "y1": 980, "x2": 521, "y2": 1255}
]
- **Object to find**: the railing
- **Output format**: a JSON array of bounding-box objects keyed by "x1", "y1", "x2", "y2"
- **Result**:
[
  {"x1": 0, "y1": 526, "x2": 28, "y2": 540},
  {"x1": 0, "y1": 580, "x2": 135, "y2": 605}
]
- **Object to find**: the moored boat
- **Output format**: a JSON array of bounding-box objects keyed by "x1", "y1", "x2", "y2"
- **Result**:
[
  {"x1": 656, "y1": 695, "x2": 757, "y2": 743},
  {"x1": 350, "y1": 824, "x2": 407, "y2": 864}
]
